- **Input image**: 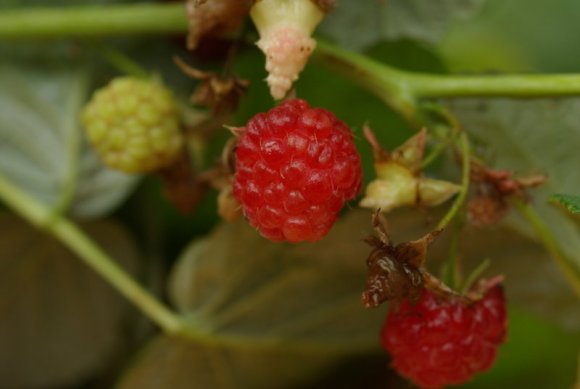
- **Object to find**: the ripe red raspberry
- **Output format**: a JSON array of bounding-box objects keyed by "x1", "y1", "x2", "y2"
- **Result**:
[
  {"x1": 381, "y1": 284, "x2": 507, "y2": 389},
  {"x1": 233, "y1": 98, "x2": 362, "y2": 243}
]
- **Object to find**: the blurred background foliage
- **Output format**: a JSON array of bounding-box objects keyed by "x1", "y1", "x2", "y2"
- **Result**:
[{"x1": 0, "y1": 0, "x2": 579, "y2": 388}]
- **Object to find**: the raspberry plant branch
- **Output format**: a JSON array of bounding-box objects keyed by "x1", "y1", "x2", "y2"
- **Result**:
[
  {"x1": 6, "y1": 4, "x2": 580, "y2": 103},
  {"x1": 513, "y1": 198, "x2": 580, "y2": 297},
  {"x1": 0, "y1": 3, "x2": 186, "y2": 38},
  {"x1": 0, "y1": 173, "x2": 186, "y2": 334},
  {"x1": 314, "y1": 40, "x2": 580, "y2": 118},
  {"x1": 0, "y1": 172, "x2": 380, "y2": 353}
]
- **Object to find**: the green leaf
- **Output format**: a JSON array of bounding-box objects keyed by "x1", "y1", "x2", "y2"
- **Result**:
[
  {"x1": 0, "y1": 214, "x2": 138, "y2": 388},
  {"x1": 319, "y1": 0, "x2": 486, "y2": 50},
  {"x1": 0, "y1": 62, "x2": 138, "y2": 219},
  {"x1": 118, "y1": 211, "x2": 386, "y2": 388},
  {"x1": 551, "y1": 193, "x2": 580, "y2": 215},
  {"x1": 448, "y1": 98, "x2": 580, "y2": 292}
]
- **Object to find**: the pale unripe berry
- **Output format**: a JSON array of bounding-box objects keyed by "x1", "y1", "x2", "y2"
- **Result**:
[{"x1": 82, "y1": 77, "x2": 183, "y2": 174}]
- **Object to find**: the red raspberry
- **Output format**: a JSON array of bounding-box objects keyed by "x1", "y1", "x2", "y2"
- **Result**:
[
  {"x1": 381, "y1": 284, "x2": 507, "y2": 389},
  {"x1": 233, "y1": 99, "x2": 362, "y2": 243}
]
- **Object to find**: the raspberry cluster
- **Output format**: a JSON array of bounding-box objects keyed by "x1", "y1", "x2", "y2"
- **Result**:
[
  {"x1": 233, "y1": 99, "x2": 362, "y2": 242},
  {"x1": 82, "y1": 77, "x2": 183, "y2": 173},
  {"x1": 381, "y1": 285, "x2": 507, "y2": 389}
]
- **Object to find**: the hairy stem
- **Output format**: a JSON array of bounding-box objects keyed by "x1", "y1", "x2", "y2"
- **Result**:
[
  {"x1": 0, "y1": 173, "x2": 186, "y2": 334},
  {"x1": 513, "y1": 199, "x2": 580, "y2": 298}
]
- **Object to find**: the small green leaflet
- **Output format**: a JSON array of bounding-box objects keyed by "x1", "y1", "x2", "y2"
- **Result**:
[{"x1": 551, "y1": 194, "x2": 580, "y2": 214}]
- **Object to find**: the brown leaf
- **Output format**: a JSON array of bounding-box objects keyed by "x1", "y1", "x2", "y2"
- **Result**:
[{"x1": 175, "y1": 56, "x2": 249, "y2": 116}]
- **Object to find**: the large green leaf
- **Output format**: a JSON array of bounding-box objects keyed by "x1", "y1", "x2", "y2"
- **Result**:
[
  {"x1": 0, "y1": 63, "x2": 138, "y2": 219},
  {"x1": 118, "y1": 210, "x2": 386, "y2": 389},
  {"x1": 448, "y1": 98, "x2": 580, "y2": 290},
  {"x1": 0, "y1": 214, "x2": 138, "y2": 388},
  {"x1": 119, "y1": 208, "x2": 580, "y2": 388},
  {"x1": 319, "y1": 0, "x2": 486, "y2": 50}
]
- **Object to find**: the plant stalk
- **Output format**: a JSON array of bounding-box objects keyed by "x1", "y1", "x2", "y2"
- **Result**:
[
  {"x1": 0, "y1": 173, "x2": 185, "y2": 334},
  {"x1": 436, "y1": 131, "x2": 471, "y2": 231},
  {"x1": 0, "y1": 3, "x2": 187, "y2": 38},
  {"x1": 314, "y1": 41, "x2": 580, "y2": 105}
]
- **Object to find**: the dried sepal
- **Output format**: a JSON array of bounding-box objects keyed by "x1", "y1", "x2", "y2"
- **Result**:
[
  {"x1": 468, "y1": 161, "x2": 546, "y2": 227},
  {"x1": 362, "y1": 210, "x2": 462, "y2": 308},
  {"x1": 360, "y1": 127, "x2": 460, "y2": 213},
  {"x1": 174, "y1": 57, "x2": 249, "y2": 116},
  {"x1": 395, "y1": 228, "x2": 442, "y2": 269},
  {"x1": 185, "y1": 0, "x2": 252, "y2": 50},
  {"x1": 217, "y1": 184, "x2": 242, "y2": 221},
  {"x1": 157, "y1": 150, "x2": 210, "y2": 214},
  {"x1": 312, "y1": 0, "x2": 336, "y2": 12}
]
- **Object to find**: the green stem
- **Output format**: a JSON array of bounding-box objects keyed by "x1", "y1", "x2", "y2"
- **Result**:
[
  {"x1": 91, "y1": 42, "x2": 151, "y2": 79},
  {"x1": 436, "y1": 131, "x2": 471, "y2": 231},
  {"x1": 5, "y1": 5, "x2": 580, "y2": 102},
  {"x1": 513, "y1": 199, "x2": 580, "y2": 298},
  {"x1": 421, "y1": 137, "x2": 450, "y2": 169},
  {"x1": 0, "y1": 173, "x2": 185, "y2": 334},
  {"x1": 409, "y1": 73, "x2": 580, "y2": 98},
  {"x1": 314, "y1": 41, "x2": 580, "y2": 109},
  {"x1": 314, "y1": 41, "x2": 418, "y2": 123},
  {"x1": 0, "y1": 3, "x2": 187, "y2": 38}
]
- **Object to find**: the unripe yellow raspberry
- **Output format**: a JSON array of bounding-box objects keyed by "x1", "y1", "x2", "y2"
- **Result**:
[{"x1": 82, "y1": 77, "x2": 183, "y2": 173}]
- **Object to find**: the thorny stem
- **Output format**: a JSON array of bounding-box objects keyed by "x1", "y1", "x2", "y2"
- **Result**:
[
  {"x1": 0, "y1": 173, "x2": 186, "y2": 334},
  {"x1": 513, "y1": 199, "x2": 580, "y2": 298}
]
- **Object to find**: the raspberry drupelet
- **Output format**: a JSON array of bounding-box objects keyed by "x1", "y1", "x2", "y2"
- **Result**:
[
  {"x1": 381, "y1": 284, "x2": 508, "y2": 389},
  {"x1": 233, "y1": 99, "x2": 362, "y2": 243}
]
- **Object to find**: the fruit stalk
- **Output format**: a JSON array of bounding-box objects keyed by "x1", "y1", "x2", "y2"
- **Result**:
[{"x1": 436, "y1": 130, "x2": 471, "y2": 231}]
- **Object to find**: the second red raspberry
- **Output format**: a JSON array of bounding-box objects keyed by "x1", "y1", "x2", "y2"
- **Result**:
[
  {"x1": 233, "y1": 99, "x2": 362, "y2": 242},
  {"x1": 381, "y1": 284, "x2": 508, "y2": 389}
]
